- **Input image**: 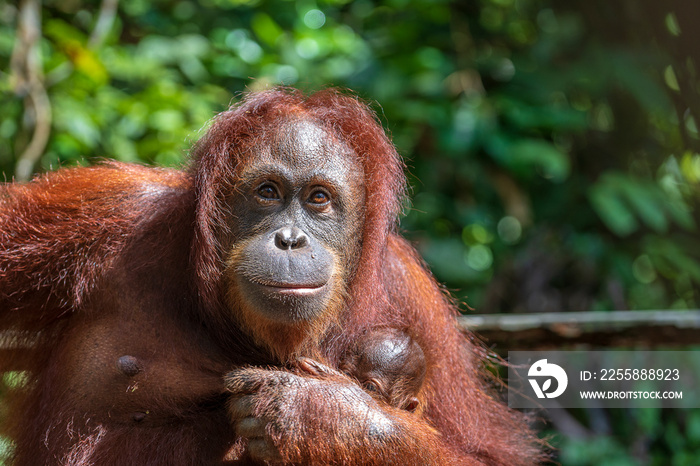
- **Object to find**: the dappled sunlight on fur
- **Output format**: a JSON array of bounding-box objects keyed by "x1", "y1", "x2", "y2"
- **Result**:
[{"x1": 0, "y1": 88, "x2": 543, "y2": 465}]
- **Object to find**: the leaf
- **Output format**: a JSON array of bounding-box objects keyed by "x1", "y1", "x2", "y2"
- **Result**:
[
  {"x1": 420, "y1": 239, "x2": 481, "y2": 283},
  {"x1": 645, "y1": 237, "x2": 700, "y2": 283},
  {"x1": 609, "y1": 48, "x2": 673, "y2": 114},
  {"x1": 486, "y1": 133, "x2": 570, "y2": 182},
  {"x1": 589, "y1": 172, "x2": 696, "y2": 237},
  {"x1": 588, "y1": 182, "x2": 638, "y2": 237},
  {"x1": 615, "y1": 176, "x2": 668, "y2": 233},
  {"x1": 512, "y1": 139, "x2": 571, "y2": 181},
  {"x1": 252, "y1": 13, "x2": 283, "y2": 47},
  {"x1": 498, "y1": 95, "x2": 588, "y2": 132},
  {"x1": 149, "y1": 110, "x2": 185, "y2": 132},
  {"x1": 666, "y1": 200, "x2": 696, "y2": 231},
  {"x1": 686, "y1": 411, "x2": 700, "y2": 445},
  {"x1": 177, "y1": 34, "x2": 210, "y2": 58}
]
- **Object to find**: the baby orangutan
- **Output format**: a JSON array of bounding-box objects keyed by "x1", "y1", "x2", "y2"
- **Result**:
[
  {"x1": 298, "y1": 328, "x2": 426, "y2": 413},
  {"x1": 226, "y1": 330, "x2": 428, "y2": 463}
]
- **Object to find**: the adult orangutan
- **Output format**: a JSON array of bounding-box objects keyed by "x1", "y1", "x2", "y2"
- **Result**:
[{"x1": 0, "y1": 88, "x2": 541, "y2": 465}]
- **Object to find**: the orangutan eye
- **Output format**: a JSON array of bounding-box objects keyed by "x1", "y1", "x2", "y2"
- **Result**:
[
  {"x1": 363, "y1": 380, "x2": 380, "y2": 393},
  {"x1": 257, "y1": 183, "x2": 280, "y2": 200},
  {"x1": 308, "y1": 190, "x2": 330, "y2": 205}
]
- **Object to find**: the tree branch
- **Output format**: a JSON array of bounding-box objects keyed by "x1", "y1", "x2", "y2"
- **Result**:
[
  {"x1": 89, "y1": 0, "x2": 119, "y2": 49},
  {"x1": 460, "y1": 310, "x2": 700, "y2": 350},
  {"x1": 11, "y1": 0, "x2": 51, "y2": 182}
]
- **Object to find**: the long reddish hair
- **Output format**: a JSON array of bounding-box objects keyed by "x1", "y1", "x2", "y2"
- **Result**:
[{"x1": 189, "y1": 88, "x2": 405, "y2": 342}]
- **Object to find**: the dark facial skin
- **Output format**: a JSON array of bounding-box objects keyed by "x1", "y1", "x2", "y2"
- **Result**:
[
  {"x1": 227, "y1": 119, "x2": 365, "y2": 324},
  {"x1": 341, "y1": 328, "x2": 426, "y2": 412}
]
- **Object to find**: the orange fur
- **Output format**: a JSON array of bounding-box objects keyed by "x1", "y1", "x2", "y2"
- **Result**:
[
  {"x1": 0, "y1": 88, "x2": 543, "y2": 465},
  {"x1": 223, "y1": 241, "x2": 348, "y2": 362}
]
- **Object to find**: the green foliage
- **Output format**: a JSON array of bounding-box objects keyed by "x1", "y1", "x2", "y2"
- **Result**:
[
  {"x1": 1, "y1": 0, "x2": 700, "y2": 463},
  {"x1": 547, "y1": 406, "x2": 700, "y2": 466}
]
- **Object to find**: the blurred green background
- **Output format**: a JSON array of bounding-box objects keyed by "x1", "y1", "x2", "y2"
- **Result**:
[{"x1": 2, "y1": 0, "x2": 700, "y2": 464}]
